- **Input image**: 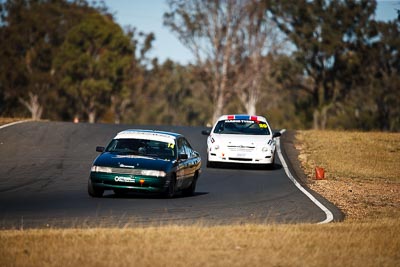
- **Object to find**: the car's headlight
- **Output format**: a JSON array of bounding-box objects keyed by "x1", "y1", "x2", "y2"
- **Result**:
[
  {"x1": 214, "y1": 145, "x2": 220, "y2": 150},
  {"x1": 91, "y1": 166, "x2": 112, "y2": 173},
  {"x1": 140, "y1": 170, "x2": 166, "y2": 177},
  {"x1": 262, "y1": 147, "x2": 269, "y2": 152}
]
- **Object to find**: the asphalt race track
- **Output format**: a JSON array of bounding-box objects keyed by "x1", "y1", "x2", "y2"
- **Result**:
[{"x1": 0, "y1": 121, "x2": 342, "y2": 229}]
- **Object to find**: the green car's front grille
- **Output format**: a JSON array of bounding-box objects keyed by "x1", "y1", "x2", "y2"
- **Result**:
[{"x1": 108, "y1": 167, "x2": 144, "y2": 175}]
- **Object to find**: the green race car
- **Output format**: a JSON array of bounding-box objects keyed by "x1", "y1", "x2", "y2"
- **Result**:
[{"x1": 88, "y1": 129, "x2": 201, "y2": 198}]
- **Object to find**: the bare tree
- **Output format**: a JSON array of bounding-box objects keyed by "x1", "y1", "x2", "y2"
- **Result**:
[
  {"x1": 165, "y1": 0, "x2": 246, "y2": 122},
  {"x1": 165, "y1": 0, "x2": 283, "y2": 122},
  {"x1": 18, "y1": 47, "x2": 51, "y2": 120},
  {"x1": 18, "y1": 92, "x2": 43, "y2": 120},
  {"x1": 232, "y1": 1, "x2": 283, "y2": 115}
]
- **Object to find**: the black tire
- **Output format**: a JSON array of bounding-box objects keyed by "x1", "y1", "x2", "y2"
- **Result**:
[
  {"x1": 206, "y1": 159, "x2": 215, "y2": 168},
  {"x1": 265, "y1": 163, "x2": 275, "y2": 170},
  {"x1": 164, "y1": 175, "x2": 176, "y2": 198},
  {"x1": 265, "y1": 152, "x2": 276, "y2": 170},
  {"x1": 183, "y1": 172, "x2": 198, "y2": 197},
  {"x1": 88, "y1": 179, "x2": 104, "y2": 198},
  {"x1": 113, "y1": 189, "x2": 127, "y2": 196}
]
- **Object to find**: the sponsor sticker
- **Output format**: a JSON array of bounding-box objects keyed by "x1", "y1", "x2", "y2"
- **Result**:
[
  {"x1": 259, "y1": 123, "x2": 268, "y2": 128},
  {"x1": 226, "y1": 119, "x2": 252, "y2": 123},
  {"x1": 114, "y1": 176, "x2": 136, "y2": 183}
]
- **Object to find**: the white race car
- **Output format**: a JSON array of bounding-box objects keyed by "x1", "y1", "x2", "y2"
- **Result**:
[{"x1": 203, "y1": 114, "x2": 281, "y2": 168}]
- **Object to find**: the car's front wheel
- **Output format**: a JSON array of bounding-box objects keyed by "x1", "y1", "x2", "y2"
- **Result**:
[
  {"x1": 206, "y1": 157, "x2": 216, "y2": 168},
  {"x1": 183, "y1": 172, "x2": 198, "y2": 196},
  {"x1": 164, "y1": 175, "x2": 176, "y2": 198},
  {"x1": 266, "y1": 151, "x2": 276, "y2": 170},
  {"x1": 88, "y1": 179, "x2": 104, "y2": 198},
  {"x1": 113, "y1": 189, "x2": 127, "y2": 196}
]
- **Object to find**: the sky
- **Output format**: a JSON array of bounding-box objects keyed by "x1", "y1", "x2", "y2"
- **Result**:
[{"x1": 103, "y1": 0, "x2": 399, "y2": 65}]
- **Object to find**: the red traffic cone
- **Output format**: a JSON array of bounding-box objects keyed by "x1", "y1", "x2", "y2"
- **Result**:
[{"x1": 315, "y1": 167, "x2": 325, "y2": 180}]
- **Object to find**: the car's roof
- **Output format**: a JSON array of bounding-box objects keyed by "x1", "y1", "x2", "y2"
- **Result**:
[
  {"x1": 114, "y1": 129, "x2": 181, "y2": 143},
  {"x1": 217, "y1": 114, "x2": 267, "y2": 122}
]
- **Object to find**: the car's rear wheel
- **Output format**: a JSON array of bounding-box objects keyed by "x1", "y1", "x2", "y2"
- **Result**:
[
  {"x1": 183, "y1": 172, "x2": 198, "y2": 196},
  {"x1": 164, "y1": 175, "x2": 176, "y2": 198},
  {"x1": 88, "y1": 179, "x2": 104, "y2": 198}
]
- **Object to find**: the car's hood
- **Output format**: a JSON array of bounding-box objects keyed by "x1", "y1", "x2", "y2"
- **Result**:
[
  {"x1": 212, "y1": 134, "x2": 271, "y2": 147},
  {"x1": 93, "y1": 152, "x2": 173, "y2": 171}
]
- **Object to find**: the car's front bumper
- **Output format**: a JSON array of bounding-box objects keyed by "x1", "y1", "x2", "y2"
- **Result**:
[
  {"x1": 207, "y1": 150, "x2": 275, "y2": 164},
  {"x1": 89, "y1": 172, "x2": 168, "y2": 193}
]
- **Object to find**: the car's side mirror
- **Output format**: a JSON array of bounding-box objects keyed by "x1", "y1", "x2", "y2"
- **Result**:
[
  {"x1": 96, "y1": 146, "x2": 105, "y2": 152},
  {"x1": 178, "y1": 154, "x2": 188, "y2": 160},
  {"x1": 202, "y1": 129, "x2": 211, "y2": 136},
  {"x1": 272, "y1": 132, "x2": 282, "y2": 138}
]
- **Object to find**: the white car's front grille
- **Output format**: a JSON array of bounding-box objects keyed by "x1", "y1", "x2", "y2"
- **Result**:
[
  {"x1": 228, "y1": 157, "x2": 253, "y2": 162},
  {"x1": 227, "y1": 146, "x2": 255, "y2": 152}
]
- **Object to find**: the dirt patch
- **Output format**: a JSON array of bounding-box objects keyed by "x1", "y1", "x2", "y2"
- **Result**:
[
  {"x1": 296, "y1": 130, "x2": 400, "y2": 221},
  {"x1": 308, "y1": 177, "x2": 400, "y2": 221}
]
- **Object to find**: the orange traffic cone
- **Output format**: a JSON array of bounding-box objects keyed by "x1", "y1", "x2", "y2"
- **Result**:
[{"x1": 315, "y1": 167, "x2": 325, "y2": 180}]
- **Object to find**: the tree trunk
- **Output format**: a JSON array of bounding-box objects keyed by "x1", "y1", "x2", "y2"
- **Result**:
[
  {"x1": 211, "y1": 1, "x2": 235, "y2": 123},
  {"x1": 212, "y1": 92, "x2": 224, "y2": 123},
  {"x1": 321, "y1": 106, "x2": 328, "y2": 130},
  {"x1": 111, "y1": 95, "x2": 130, "y2": 124},
  {"x1": 313, "y1": 106, "x2": 329, "y2": 130},
  {"x1": 19, "y1": 92, "x2": 43, "y2": 120},
  {"x1": 245, "y1": 95, "x2": 257, "y2": 115},
  {"x1": 111, "y1": 95, "x2": 121, "y2": 124},
  {"x1": 88, "y1": 111, "x2": 96, "y2": 124},
  {"x1": 313, "y1": 109, "x2": 320, "y2": 130},
  {"x1": 86, "y1": 98, "x2": 96, "y2": 123}
]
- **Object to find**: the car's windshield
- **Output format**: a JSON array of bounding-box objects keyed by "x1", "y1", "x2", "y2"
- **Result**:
[
  {"x1": 213, "y1": 119, "x2": 271, "y2": 135},
  {"x1": 105, "y1": 138, "x2": 176, "y2": 160}
]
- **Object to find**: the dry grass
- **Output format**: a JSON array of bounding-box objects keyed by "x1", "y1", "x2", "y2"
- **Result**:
[
  {"x1": 297, "y1": 131, "x2": 400, "y2": 182},
  {"x1": 296, "y1": 130, "x2": 400, "y2": 220},
  {"x1": 0, "y1": 117, "x2": 31, "y2": 126},
  {"x1": 1, "y1": 219, "x2": 399, "y2": 267},
  {"x1": 1, "y1": 123, "x2": 399, "y2": 266}
]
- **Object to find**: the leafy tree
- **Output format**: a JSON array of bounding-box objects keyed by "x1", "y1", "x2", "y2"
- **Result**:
[
  {"x1": 124, "y1": 59, "x2": 211, "y2": 126},
  {"x1": 339, "y1": 18, "x2": 400, "y2": 131},
  {"x1": 257, "y1": 54, "x2": 309, "y2": 129},
  {"x1": 109, "y1": 27, "x2": 154, "y2": 124},
  {"x1": 0, "y1": 0, "x2": 97, "y2": 120},
  {"x1": 54, "y1": 12, "x2": 133, "y2": 123},
  {"x1": 268, "y1": 0, "x2": 377, "y2": 129},
  {"x1": 0, "y1": 0, "x2": 54, "y2": 119},
  {"x1": 370, "y1": 19, "x2": 400, "y2": 131}
]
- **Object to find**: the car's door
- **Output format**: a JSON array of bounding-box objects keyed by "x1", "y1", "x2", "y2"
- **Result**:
[
  {"x1": 176, "y1": 137, "x2": 189, "y2": 188},
  {"x1": 181, "y1": 138, "x2": 201, "y2": 186}
]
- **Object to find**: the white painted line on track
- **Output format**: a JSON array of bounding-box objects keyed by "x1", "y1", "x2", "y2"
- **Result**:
[
  {"x1": 0, "y1": 120, "x2": 32, "y2": 130},
  {"x1": 276, "y1": 129, "x2": 334, "y2": 224}
]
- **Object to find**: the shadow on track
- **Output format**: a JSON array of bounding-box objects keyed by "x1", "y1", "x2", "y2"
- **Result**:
[
  {"x1": 207, "y1": 162, "x2": 283, "y2": 171},
  {"x1": 102, "y1": 191, "x2": 209, "y2": 199}
]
